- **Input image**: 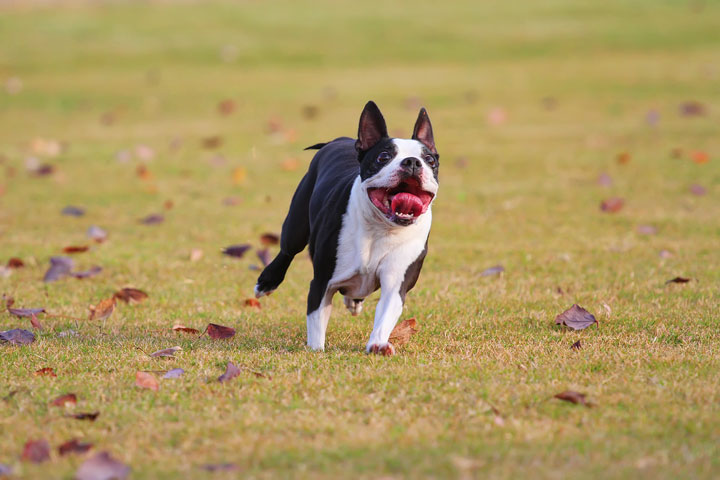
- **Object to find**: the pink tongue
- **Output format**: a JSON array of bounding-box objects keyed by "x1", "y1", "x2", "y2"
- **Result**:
[{"x1": 391, "y1": 192, "x2": 423, "y2": 216}]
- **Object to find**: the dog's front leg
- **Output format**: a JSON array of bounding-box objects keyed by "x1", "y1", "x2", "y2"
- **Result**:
[
  {"x1": 366, "y1": 282, "x2": 403, "y2": 356},
  {"x1": 307, "y1": 287, "x2": 334, "y2": 351}
]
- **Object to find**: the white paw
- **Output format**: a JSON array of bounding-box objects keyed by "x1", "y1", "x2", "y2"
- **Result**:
[
  {"x1": 254, "y1": 284, "x2": 275, "y2": 299},
  {"x1": 366, "y1": 342, "x2": 395, "y2": 356},
  {"x1": 307, "y1": 340, "x2": 325, "y2": 351}
]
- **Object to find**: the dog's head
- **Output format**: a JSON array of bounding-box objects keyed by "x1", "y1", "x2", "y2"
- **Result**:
[{"x1": 355, "y1": 101, "x2": 439, "y2": 227}]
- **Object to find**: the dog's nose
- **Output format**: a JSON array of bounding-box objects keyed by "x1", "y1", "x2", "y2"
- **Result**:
[{"x1": 400, "y1": 157, "x2": 422, "y2": 175}]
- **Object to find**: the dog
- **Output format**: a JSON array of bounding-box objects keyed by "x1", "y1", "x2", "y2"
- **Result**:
[{"x1": 255, "y1": 101, "x2": 439, "y2": 355}]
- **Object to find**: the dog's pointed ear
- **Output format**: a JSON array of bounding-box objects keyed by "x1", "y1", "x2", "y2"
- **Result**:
[
  {"x1": 412, "y1": 107, "x2": 437, "y2": 154},
  {"x1": 355, "y1": 101, "x2": 388, "y2": 152}
]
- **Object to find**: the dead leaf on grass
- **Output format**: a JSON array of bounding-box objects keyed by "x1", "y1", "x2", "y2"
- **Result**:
[
  {"x1": 555, "y1": 304, "x2": 598, "y2": 331},
  {"x1": 71, "y1": 266, "x2": 103, "y2": 279},
  {"x1": 218, "y1": 362, "x2": 242, "y2": 383},
  {"x1": 207, "y1": 323, "x2": 235, "y2": 340},
  {"x1": 66, "y1": 411, "x2": 100, "y2": 421},
  {"x1": 58, "y1": 438, "x2": 93, "y2": 456},
  {"x1": 0, "y1": 329, "x2": 35, "y2": 345},
  {"x1": 172, "y1": 324, "x2": 201, "y2": 335},
  {"x1": 87, "y1": 226, "x2": 107, "y2": 243},
  {"x1": 62, "y1": 245, "x2": 89, "y2": 254},
  {"x1": 600, "y1": 197, "x2": 624, "y2": 213},
  {"x1": 570, "y1": 340, "x2": 582, "y2": 350},
  {"x1": 616, "y1": 152, "x2": 631, "y2": 164},
  {"x1": 201, "y1": 463, "x2": 240, "y2": 472},
  {"x1": 7, "y1": 257, "x2": 24, "y2": 268},
  {"x1": 50, "y1": 393, "x2": 77, "y2": 407},
  {"x1": 244, "y1": 298, "x2": 261, "y2": 309},
  {"x1": 666, "y1": 276, "x2": 691, "y2": 284},
  {"x1": 35, "y1": 367, "x2": 57, "y2": 377},
  {"x1": 222, "y1": 244, "x2": 251, "y2": 258},
  {"x1": 76, "y1": 451, "x2": 130, "y2": 480},
  {"x1": 256, "y1": 248, "x2": 270, "y2": 267},
  {"x1": 21, "y1": 439, "x2": 50, "y2": 463},
  {"x1": 389, "y1": 318, "x2": 419, "y2": 347},
  {"x1": 202, "y1": 136, "x2": 223, "y2": 149},
  {"x1": 689, "y1": 184, "x2": 706, "y2": 196},
  {"x1": 43, "y1": 256, "x2": 74, "y2": 282},
  {"x1": 88, "y1": 298, "x2": 115, "y2": 321},
  {"x1": 163, "y1": 368, "x2": 184, "y2": 379},
  {"x1": 637, "y1": 225, "x2": 657, "y2": 235},
  {"x1": 139, "y1": 214, "x2": 164, "y2": 225},
  {"x1": 690, "y1": 151, "x2": 709, "y2": 164},
  {"x1": 135, "y1": 372, "x2": 159, "y2": 391},
  {"x1": 480, "y1": 265, "x2": 504, "y2": 276},
  {"x1": 554, "y1": 390, "x2": 592, "y2": 407},
  {"x1": 113, "y1": 288, "x2": 148, "y2": 304},
  {"x1": 679, "y1": 101, "x2": 706, "y2": 117},
  {"x1": 8, "y1": 306, "x2": 46, "y2": 317},
  {"x1": 260, "y1": 233, "x2": 280, "y2": 246},
  {"x1": 218, "y1": 99, "x2": 236, "y2": 116},
  {"x1": 150, "y1": 346, "x2": 182, "y2": 358}
]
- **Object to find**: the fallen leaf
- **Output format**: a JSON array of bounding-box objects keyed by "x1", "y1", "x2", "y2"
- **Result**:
[
  {"x1": 172, "y1": 324, "x2": 201, "y2": 335},
  {"x1": 139, "y1": 214, "x2": 164, "y2": 225},
  {"x1": 480, "y1": 265, "x2": 504, "y2": 276},
  {"x1": 35, "y1": 367, "x2": 57, "y2": 377},
  {"x1": 554, "y1": 390, "x2": 592, "y2": 407},
  {"x1": 63, "y1": 245, "x2": 89, "y2": 254},
  {"x1": 222, "y1": 244, "x2": 251, "y2": 258},
  {"x1": 600, "y1": 197, "x2": 624, "y2": 213},
  {"x1": 636, "y1": 225, "x2": 657, "y2": 235},
  {"x1": 571, "y1": 340, "x2": 582, "y2": 350},
  {"x1": 645, "y1": 109, "x2": 660, "y2": 127},
  {"x1": 76, "y1": 451, "x2": 130, "y2": 480},
  {"x1": 218, "y1": 362, "x2": 242, "y2": 383},
  {"x1": 21, "y1": 439, "x2": 50, "y2": 463},
  {"x1": 33, "y1": 164, "x2": 55, "y2": 176},
  {"x1": 256, "y1": 248, "x2": 270, "y2": 267},
  {"x1": 88, "y1": 298, "x2": 115, "y2": 321},
  {"x1": 163, "y1": 368, "x2": 184, "y2": 379},
  {"x1": 150, "y1": 346, "x2": 182, "y2": 358},
  {"x1": 113, "y1": 288, "x2": 148, "y2": 304},
  {"x1": 260, "y1": 233, "x2": 280, "y2": 246},
  {"x1": 596, "y1": 172, "x2": 613, "y2": 187},
  {"x1": 50, "y1": 393, "x2": 77, "y2": 407},
  {"x1": 43, "y1": 256, "x2": 74, "y2": 282},
  {"x1": 666, "y1": 276, "x2": 691, "y2": 284},
  {"x1": 202, "y1": 136, "x2": 223, "y2": 149},
  {"x1": 58, "y1": 439, "x2": 93, "y2": 456},
  {"x1": 163, "y1": 199, "x2": 174, "y2": 210},
  {"x1": 136, "y1": 164, "x2": 152, "y2": 180},
  {"x1": 679, "y1": 101, "x2": 706, "y2": 117},
  {"x1": 207, "y1": 323, "x2": 236, "y2": 340},
  {"x1": 87, "y1": 225, "x2": 107, "y2": 243},
  {"x1": 8, "y1": 307, "x2": 46, "y2": 317},
  {"x1": 189, "y1": 248, "x2": 203, "y2": 262},
  {"x1": 222, "y1": 196, "x2": 242, "y2": 206},
  {"x1": 218, "y1": 99, "x2": 236, "y2": 115},
  {"x1": 61, "y1": 206, "x2": 85, "y2": 217},
  {"x1": 232, "y1": 166, "x2": 246, "y2": 185},
  {"x1": 244, "y1": 298, "x2": 261, "y2": 309},
  {"x1": 616, "y1": 152, "x2": 631, "y2": 164},
  {"x1": 29, "y1": 314, "x2": 43, "y2": 330},
  {"x1": 555, "y1": 304, "x2": 598, "y2": 331},
  {"x1": 689, "y1": 184, "x2": 706, "y2": 196},
  {"x1": 201, "y1": 463, "x2": 240, "y2": 472},
  {"x1": 7, "y1": 257, "x2": 24, "y2": 268},
  {"x1": 0, "y1": 329, "x2": 35, "y2": 345},
  {"x1": 690, "y1": 151, "x2": 709, "y2": 164},
  {"x1": 135, "y1": 371, "x2": 159, "y2": 391},
  {"x1": 301, "y1": 104, "x2": 319, "y2": 119},
  {"x1": 389, "y1": 318, "x2": 419, "y2": 347},
  {"x1": 66, "y1": 411, "x2": 100, "y2": 421},
  {"x1": 71, "y1": 266, "x2": 103, "y2": 279}
]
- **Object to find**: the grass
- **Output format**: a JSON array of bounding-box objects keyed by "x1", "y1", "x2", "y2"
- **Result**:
[{"x1": 1, "y1": 0, "x2": 719, "y2": 478}]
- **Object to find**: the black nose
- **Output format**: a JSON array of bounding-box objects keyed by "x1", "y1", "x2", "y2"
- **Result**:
[{"x1": 400, "y1": 157, "x2": 422, "y2": 175}]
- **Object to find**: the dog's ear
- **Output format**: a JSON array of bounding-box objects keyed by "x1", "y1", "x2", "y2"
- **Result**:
[
  {"x1": 355, "y1": 101, "x2": 388, "y2": 152},
  {"x1": 412, "y1": 107, "x2": 437, "y2": 155}
]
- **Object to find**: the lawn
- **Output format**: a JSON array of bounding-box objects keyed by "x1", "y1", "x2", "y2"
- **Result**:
[{"x1": 1, "y1": 0, "x2": 719, "y2": 478}]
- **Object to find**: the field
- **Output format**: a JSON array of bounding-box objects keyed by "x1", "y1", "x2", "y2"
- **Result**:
[{"x1": 1, "y1": 0, "x2": 719, "y2": 478}]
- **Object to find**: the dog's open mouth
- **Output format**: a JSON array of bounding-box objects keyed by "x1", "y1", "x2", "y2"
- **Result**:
[{"x1": 367, "y1": 177, "x2": 434, "y2": 225}]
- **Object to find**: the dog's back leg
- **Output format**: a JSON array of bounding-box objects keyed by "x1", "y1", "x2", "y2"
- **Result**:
[{"x1": 255, "y1": 173, "x2": 314, "y2": 298}]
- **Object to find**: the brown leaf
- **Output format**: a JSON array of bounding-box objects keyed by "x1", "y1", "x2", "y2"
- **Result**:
[
  {"x1": 689, "y1": 184, "x2": 706, "y2": 196},
  {"x1": 570, "y1": 340, "x2": 582, "y2": 351},
  {"x1": 389, "y1": 318, "x2": 419, "y2": 348},
  {"x1": 207, "y1": 323, "x2": 236, "y2": 340},
  {"x1": 202, "y1": 136, "x2": 223, "y2": 149},
  {"x1": 71, "y1": 266, "x2": 103, "y2": 279},
  {"x1": 113, "y1": 288, "x2": 148, "y2": 304},
  {"x1": 554, "y1": 390, "x2": 592, "y2": 407},
  {"x1": 21, "y1": 439, "x2": 50, "y2": 463},
  {"x1": 679, "y1": 101, "x2": 706, "y2": 117},
  {"x1": 480, "y1": 265, "x2": 504, "y2": 276},
  {"x1": 76, "y1": 451, "x2": 130, "y2": 480},
  {"x1": 136, "y1": 164, "x2": 152, "y2": 180},
  {"x1": 58, "y1": 438, "x2": 93, "y2": 456},
  {"x1": 29, "y1": 314, "x2": 43, "y2": 330},
  {"x1": 50, "y1": 393, "x2": 77, "y2": 407},
  {"x1": 88, "y1": 298, "x2": 115, "y2": 321},
  {"x1": 62, "y1": 245, "x2": 89, "y2": 254},
  {"x1": 218, "y1": 99, "x2": 236, "y2": 116},
  {"x1": 600, "y1": 197, "x2": 624, "y2": 213},
  {"x1": 616, "y1": 152, "x2": 631, "y2": 164},
  {"x1": 34, "y1": 367, "x2": 57, "y2": 377},
  {"x1": 0, "y1": 328, "x2": 35, "y2": 345},
  {"x1": 66, "y1": 411, "x2": 100, "y2": 421},
  {"x1": 149, "y1": 346, "x2": 182, "y2": 358},
  {"x1": 163, "y1": 199, "x2": 174, "y2": 210},
  {"x1": 139, "y1": 213, "x2": 164, "y2": 225},
  {"x1": 555, "y1": 304, "x2": 598, "y2": 331},
  {"x1": 218, "y1": 362, "x2": 242, "y2": 383},
  {"x1": 7, "y1": 306, "x2": 46, "y2": 317},
  {"x1": 666, "y1": 276, "x2": 691, "y2": 284},
  {"x1": 7, "y1": 257, "x2": 24, "y2": 268},
  {"x1": 244, "y1": 298, "x2": 261, "y2": 309},
  {"x1": 690, "y1": 151, "x2": 709, "y2": 164},
  {"x1": 260, "y1": 233, "x2": 280, "y2": 246},
  {"x1": 43, "y1": 256, "x2": 74, "y2": 282},
  {"x1": 222, "y1": 244, "x2": 251, "y2": 258},
  {"x1": 135, "y1": 371, "x2": 159, "y2": 391},
  {"x1": 172, "y1": 324, "x2": 201, "y2": 335}
]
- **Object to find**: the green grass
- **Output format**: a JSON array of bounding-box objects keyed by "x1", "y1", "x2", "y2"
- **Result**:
[{"x1": 1, "y1": 0, "x2": 719, "y2": 478}]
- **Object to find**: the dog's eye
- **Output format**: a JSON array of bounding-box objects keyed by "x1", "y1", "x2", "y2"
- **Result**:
[
  {"x1": 376, "y1": 151, "x2": 392, "y2": 163},
  {"x1": 424, "y1": 154, "x2": 437, "y2": 167}
]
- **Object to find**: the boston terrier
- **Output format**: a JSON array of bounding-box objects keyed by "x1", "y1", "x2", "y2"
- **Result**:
[{"x1": 254, "y1": 101, "x2": 439, "y2": 355}]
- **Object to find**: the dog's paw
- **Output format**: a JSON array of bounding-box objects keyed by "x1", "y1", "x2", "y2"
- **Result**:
[
  {"x1": 366, "y1": 342, "x2": 395, "y2": 356},
  {"x1": 254, "y1": 283, "x2": 275, "y2": 299}
]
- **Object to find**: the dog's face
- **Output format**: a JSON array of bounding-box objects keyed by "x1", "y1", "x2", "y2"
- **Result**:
[{"x1": 355, "y1": 102, "x2": 439, "y2": 226}]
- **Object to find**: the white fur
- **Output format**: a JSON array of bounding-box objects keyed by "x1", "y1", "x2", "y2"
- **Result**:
[{"x1": 306, "y1": 139, "x2": 435, "y2": 352}]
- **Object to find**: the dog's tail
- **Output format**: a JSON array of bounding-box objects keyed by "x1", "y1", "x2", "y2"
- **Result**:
[{"x1": 304, "y1": 142, "x2": 328, "y2": 151}]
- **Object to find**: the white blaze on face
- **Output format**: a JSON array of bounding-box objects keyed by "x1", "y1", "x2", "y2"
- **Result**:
[{"x1": 363, "y1": 139, "x2": 438, "y2": 194}]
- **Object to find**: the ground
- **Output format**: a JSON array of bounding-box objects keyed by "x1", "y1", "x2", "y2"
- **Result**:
[{"x1": 0, "y1": 0, "x2": 718, "y2": 478}]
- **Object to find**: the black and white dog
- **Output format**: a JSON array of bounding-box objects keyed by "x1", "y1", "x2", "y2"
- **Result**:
[{"x1": 255, "y1": 101, "x2": 438, "y2": 355}]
